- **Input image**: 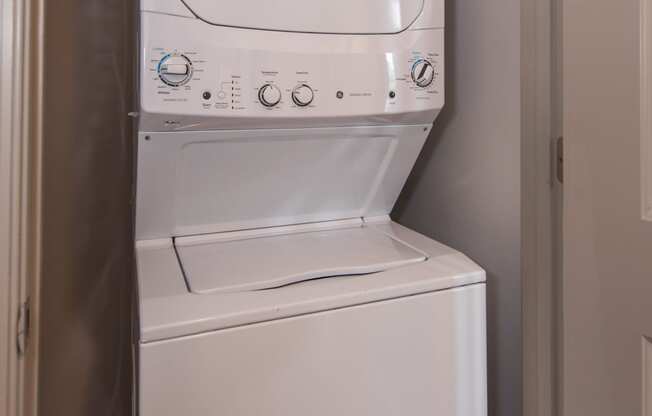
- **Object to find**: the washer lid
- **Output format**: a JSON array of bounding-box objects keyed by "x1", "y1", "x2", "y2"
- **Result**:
[
  {"x1": 181, "y1": 0, "x2": 424, "y2": 34},
  {"x1": 175, "y1": 223, "x2": 428, "y2": 294}
]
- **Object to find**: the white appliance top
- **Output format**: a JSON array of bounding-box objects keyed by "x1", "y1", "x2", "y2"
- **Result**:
[
  {"x1": 136, "y1": 220, "x2": 486, "y2": 342},
  {"x1": 176, "y1": 222, "x2": 427, "y2": 294},
  {"x1": 138, "y1": 2, "x2": 444, "y2": 132},
  {"x1": 181, "y1": 0, "x2": 424, "y2": 34}
]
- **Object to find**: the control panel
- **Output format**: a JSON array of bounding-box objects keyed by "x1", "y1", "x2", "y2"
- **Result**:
[
  {"x1": 158, "y1": 53, "x2": 194, "y2": 87},
  {"x1": 411, "y1": 59, "x2": 436, "y2": 88},
  {"x1": 292, "y1": 84, "x2": 314, "y2": 107},
  {"x1": 258, "y1": 84, "x2": 282, "y2": 107},
  {"x1": 140, "y1": 13, "x2": 444, "y2": 130}
]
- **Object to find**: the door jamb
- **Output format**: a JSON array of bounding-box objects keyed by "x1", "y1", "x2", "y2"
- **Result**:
[
  {"x1": 522, "y1": 0, "x2": 562, "y2": 415},
  {"x1": 0, "y1": 0, "x2": 43, "y2": 415},
  {"x1": 641, "y1": 0, "x2": 652, "y2": 221}
]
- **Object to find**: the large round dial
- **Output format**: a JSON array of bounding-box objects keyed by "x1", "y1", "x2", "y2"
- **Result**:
[
  {"x1": 411, "y1": 59, "x2": 435, "y2": 88},
  {"x1": 258, "y1": 84, "x2": 282, "y2": 107},
  {"x1": 292, "y1": 84, "x2": 314, "y2": 107},
  {"x1": 158, "y1": 54, "x2": 193, "y2": 87}
]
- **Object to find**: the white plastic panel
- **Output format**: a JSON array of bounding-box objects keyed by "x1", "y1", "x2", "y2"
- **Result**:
[
  {"x1": 411, "y1": 0, "x2": 445, "y2": 30},
  {"x1": 136, "y1": 221, "x2": 487, "y2": 341},
  {"x1": 135, "y1": 125, "x2": 429, "y2": 239},
  {"x1": 182, "y1": 0, "x2": 423, "y2": 34},
  {"x1": 138, "y1": 12, "x2": 444, "y2": 131},
  {"x1": 139, "y1": 284, "x2": 488, "y2": 416},
  {"x1": 136, "y1": 239, "x2": 188, "y2": 299},
  {"x1": 176, "y1": 225, "x2": 427, "y2": 294},
  {"x1": 140, "y1": 0, "x2": 194, "y2": 17}
]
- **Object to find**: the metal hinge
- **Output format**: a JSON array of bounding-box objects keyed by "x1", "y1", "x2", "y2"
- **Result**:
[
  {"x1": 556, "y1": 136, "x2": 564, "y2": 184},
  {"x1": 16, "y1": 299, "x2": 30, "y2": 356}
]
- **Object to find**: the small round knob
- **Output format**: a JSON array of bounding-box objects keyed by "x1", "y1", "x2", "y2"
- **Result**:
[
  {"x1": 158, "y1": 54, "x2": 193, "y2": 87},
  {"x1": 258, "y1": 84, "x2": 282, "y2": 107},
  {"x1": 411, "y1": 59, "x2": 435, "y2": 88},
  {"x1": 292, "y1": 84, "x2": 314, "y2": 107}
]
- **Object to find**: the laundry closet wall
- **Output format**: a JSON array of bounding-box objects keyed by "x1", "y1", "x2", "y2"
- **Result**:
[
  {"x1": 34, "y1": 1, "x2": 519, "y2": 416},
  {"x1": 38, "y1": 1, "x2": 135, "y2": 415},
  {"x1": 393, "y1": 1, "x2": 522, "y2": 416}
]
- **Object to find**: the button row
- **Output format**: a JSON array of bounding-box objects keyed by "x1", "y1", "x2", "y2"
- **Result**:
[{"x1": 258, "y1": 83, "x2": 315, "y2": 108}]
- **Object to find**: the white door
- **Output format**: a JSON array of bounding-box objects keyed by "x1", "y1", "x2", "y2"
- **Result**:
[{"x1": 563, "y1": 1, "x2": 652, "y2": 415}]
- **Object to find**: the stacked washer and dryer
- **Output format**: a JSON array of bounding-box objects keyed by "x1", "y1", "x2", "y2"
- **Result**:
[{"x1": 135, "y1": 0, "x2": 487, "y2": 415}]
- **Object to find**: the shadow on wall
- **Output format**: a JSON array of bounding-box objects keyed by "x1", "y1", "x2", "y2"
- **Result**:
[
  {"x1": 39, "y1": 0, "x2": 136, "y2": 416},
  {"x1": 394, "y1": 0, "x2": 458, "y2": 220},
  {"x1": 393, "y1": 1, "x2": 523, "y2": 416}
]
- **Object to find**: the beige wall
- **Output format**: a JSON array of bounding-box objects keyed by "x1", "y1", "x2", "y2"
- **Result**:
[{"x1": 393, "y1": 1, "x2": 522, "y2": 415}]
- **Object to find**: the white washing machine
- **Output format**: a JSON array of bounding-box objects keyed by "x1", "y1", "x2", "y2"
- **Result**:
[{"x1": 135, "y1": 1, "x2": 487, "y2": 415}]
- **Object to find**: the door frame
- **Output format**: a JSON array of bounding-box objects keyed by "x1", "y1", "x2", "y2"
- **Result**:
[
  {"x1": 641, "y1": 0, "x2": 652, "y2": 221},
  {"x1": 0, "y1": 0, "x2": 43, "y2": 415},
  {"x1": 522, "y1": 0, "x2": 562, "y2": 415}
]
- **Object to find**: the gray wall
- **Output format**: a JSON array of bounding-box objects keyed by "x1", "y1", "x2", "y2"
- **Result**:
[
  {"x1": 39, "y1": 1, "x2": 135, "y2": 415},
  {"x1": 393, "y1": 1, "x2": 522, "y2": 416}
]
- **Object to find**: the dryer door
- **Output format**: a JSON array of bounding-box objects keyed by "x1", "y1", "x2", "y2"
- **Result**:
[{"x1": 181, "y1": 0, "x2": 424, "y2": 34}]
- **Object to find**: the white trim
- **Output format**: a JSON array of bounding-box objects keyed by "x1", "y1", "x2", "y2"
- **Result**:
[
  {"x1": 22, "y1": 1, "x2": 44, "y2": 415},
  {"x1": 1, "y1": 0, "x2": 27, "y2": 414},
  {"x1": 644, "y1": 337, "x2": 652, "y2": 416},
  {"x1": 641, "y1": 0, "x2": 652, "y2": 221},
  {"x1": 0, "y1": 0, "x2": 43, "y2": 415}
]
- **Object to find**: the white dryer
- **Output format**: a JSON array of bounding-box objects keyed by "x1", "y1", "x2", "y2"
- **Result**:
[{"x1": 135, "y1": 1, "x2": 487, "y2": 415}]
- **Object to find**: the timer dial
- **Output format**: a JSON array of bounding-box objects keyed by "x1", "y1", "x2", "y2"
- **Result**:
[
  {"x1": 258, "y1": 84, "x2": 282, "y2": 107},
  {"x1": 411, "y1": 59, "x2": 435, "y2": 88},
  {"x1": 158, "y1": 54, "x2": 193, "y2": 87},
  {"x1": 292, "y1": 84, "x2": 314, "y2": 107}
]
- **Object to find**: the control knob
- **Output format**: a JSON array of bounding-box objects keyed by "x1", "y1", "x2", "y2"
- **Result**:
[
  {"x1": 258, "y1": 84, "x2": 282, "y2": 107},
  {"x1": 411, "y1": 59, "x2": 435, "y2": 88},
  {"x1": 292, "y1": 84, "x2": 314, "y2": 107},
  {"x1": 158, "y1": 54, "x2": 193, "y2": 87}
]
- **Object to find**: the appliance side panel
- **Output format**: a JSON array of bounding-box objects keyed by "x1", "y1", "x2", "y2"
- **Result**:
[{"x1": 139, "y1": 284, "x2": 487, "y2": 416}]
